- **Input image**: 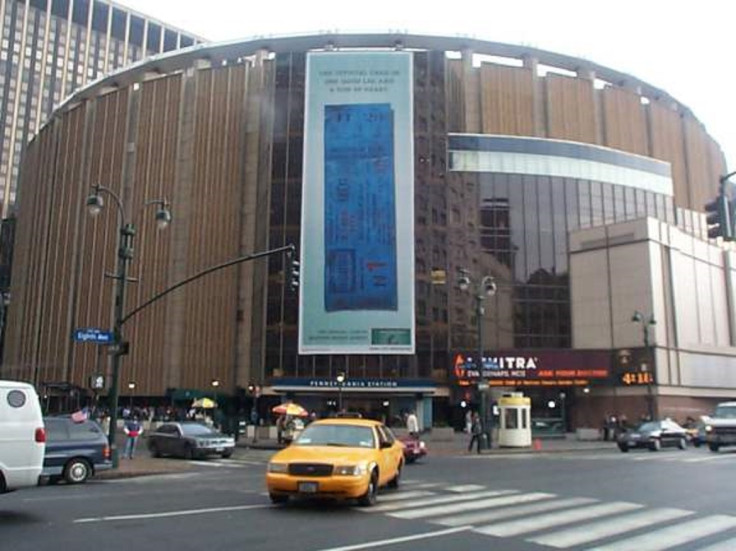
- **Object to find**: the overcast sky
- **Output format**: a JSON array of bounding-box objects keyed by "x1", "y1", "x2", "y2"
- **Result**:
[{"x1": 117, "y1": 0, "x2": 735, "y2": 179}]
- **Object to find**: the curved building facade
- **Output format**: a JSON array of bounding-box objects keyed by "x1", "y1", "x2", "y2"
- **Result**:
[{"x1": 2, "y1": 34, "x2": 730, "y2": 428}]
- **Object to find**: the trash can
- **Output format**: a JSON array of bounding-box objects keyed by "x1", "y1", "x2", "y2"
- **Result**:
[{"x1": 497, "y1": 393, "x2": 532, "y2": 448}]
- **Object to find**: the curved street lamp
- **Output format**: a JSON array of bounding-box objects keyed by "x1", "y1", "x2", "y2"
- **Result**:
[
  {"x1": 457, "y1": 268, "x2": 497, "y2": 451},
  {"x1": 336, "y1": 372, "x2": 346, "y2": 412},
  {"x1": 632, "y1": 310, "x2": 656, "y2": 421},
  {"x1": 85, "y1": 184, "x2": 171, "y2": 468}
]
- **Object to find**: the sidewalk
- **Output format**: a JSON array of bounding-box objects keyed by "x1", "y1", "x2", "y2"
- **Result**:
[
  {"x1": 92, "y1": 431, "x2": 615, "y2": 481},
  {"x1": 237, "y1": 431, "x2": 614, "y2": 455}
]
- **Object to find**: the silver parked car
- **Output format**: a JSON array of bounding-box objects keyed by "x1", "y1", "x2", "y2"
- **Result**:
[{"x1": 147, "y1": 422, "x2": 235, "y2": 460}]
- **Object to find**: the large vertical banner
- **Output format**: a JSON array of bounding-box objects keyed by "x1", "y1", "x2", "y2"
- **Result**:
[{"x1": 299, "y1": 52, "x2": 415, "y2": 354}]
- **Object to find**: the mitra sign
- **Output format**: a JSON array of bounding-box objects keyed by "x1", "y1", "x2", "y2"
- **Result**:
[{"x1": 452, "y1": 350, "x2": 612, "y2": 387}]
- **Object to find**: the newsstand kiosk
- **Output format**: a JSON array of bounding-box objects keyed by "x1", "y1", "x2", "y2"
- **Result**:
[{"x1": 497, "y1": 392, "x2": 532, "y2": 447}]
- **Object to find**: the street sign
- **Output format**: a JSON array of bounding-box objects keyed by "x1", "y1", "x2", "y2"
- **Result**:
[{"x1": 73, "y1": 328, "x2": 114, "y2": 344}]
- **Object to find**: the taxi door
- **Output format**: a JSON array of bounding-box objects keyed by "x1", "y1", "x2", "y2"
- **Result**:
[{"x1": 376, "y1": 425, "x2": 401, "y2": 486}]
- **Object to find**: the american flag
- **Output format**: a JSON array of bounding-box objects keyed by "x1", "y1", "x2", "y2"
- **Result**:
[{"x1": 71, "y1": 409, "x2": 88, "y2": 423}]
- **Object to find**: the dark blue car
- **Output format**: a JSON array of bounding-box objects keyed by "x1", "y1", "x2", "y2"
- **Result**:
[{"x1": 42, "y1": 417, "x2": 112, "y2": 484}]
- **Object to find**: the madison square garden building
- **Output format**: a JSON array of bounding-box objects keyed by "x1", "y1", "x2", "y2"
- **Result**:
[{"x1": 3, "y1": 34, "x2": 735, "y2": 431}]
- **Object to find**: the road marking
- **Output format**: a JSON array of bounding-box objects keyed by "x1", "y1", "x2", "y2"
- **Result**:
[
  {"x1": 187, "y1": 460, "x2": 246, "y2": 468},
  {"x1": 101, "y1": 473, "x2": 198, "y2": 484},
  {"x1": 315, "y1": 526, "x2": 472, "y2": 551},
  {"x1": 528, "y1": 507, "x2": 693, "y2": 548},
  {"x1": 364, "y1": 489, "x2": 517, "y2": 513},
  {"x1": 589, "y1": 515, "x2": 736, "y2": 550},
  {"x1": 389, "y1": 492, "x2": 555, "y2": 520},
  {"x1": 444, "y1": 484, "x2": 486, "y2": 492},
  {"x1": 698, "y1": 536, "x2": 736, "y2": 551},
  {"x1": 378, "y1": 491, "x2": 436, "y2": 502},
  {"x1": 475, "y1": 501, "x2": 642, "y2": 537},
  {"x1": 74, "y1": 503, "x2": 271, "y2": 523},
  {"x1": 436, "y1": 497, "x2": 597, "y2": 527}
]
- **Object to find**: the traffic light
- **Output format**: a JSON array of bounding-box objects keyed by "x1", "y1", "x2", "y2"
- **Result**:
[
  {"x1": 287, "y1": 251, "x2": 300, "y2": 291},
  {"x1": 705, "y1": 193, "x2": 734, "y2": 241}
]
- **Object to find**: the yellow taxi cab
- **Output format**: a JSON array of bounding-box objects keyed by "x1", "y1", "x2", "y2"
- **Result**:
[{"x1": 265, "y1": 417, "x2": 404, "y2": 507}]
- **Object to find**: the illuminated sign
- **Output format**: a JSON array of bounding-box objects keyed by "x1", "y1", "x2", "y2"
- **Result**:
[
  {"x1": 453, "y1": 350, "x2": 612, "y2": 387},
  {"x1": 621, "y1": 371, "x2": 654, "y2": 385}
]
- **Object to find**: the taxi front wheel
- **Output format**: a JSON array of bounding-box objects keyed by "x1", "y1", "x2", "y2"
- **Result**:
[{"x1": 358, "y1": 472, "x2": 378, "y2": 507}]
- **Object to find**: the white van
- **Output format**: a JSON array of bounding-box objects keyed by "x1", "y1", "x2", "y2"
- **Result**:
[{"x1": 0, "y1": 380, "x2": 45, "y2": 493}]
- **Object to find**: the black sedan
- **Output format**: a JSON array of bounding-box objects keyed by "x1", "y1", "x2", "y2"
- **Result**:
[
  {"x1": 617, "y1": 419, "x2": 689, "y2": 452},
  {"x1": 147, "y1": 422, "x2": 235, "y2": 459}
]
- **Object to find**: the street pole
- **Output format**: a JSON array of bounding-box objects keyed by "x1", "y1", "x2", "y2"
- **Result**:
[
  {"x1": 476, "y1": 292, "x2": 487, "y2": 450},
  {"x1": 632, "y1": 310, "x2": 656, "y2": 421},
  {"x1": 643, "y1": 323, "x2": 654, "y2": 421},
  {"x1": 109, "y1": 223, "x2": 134, "y2": 468}
]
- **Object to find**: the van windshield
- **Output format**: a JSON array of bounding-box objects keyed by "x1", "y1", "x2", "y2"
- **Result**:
[{"x1": 714, "y1": 406, "x2": 736, "y2": 418}]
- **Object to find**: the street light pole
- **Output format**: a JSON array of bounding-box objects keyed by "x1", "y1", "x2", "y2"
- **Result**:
[
  {"x1": 336, "y1": 372, "x2": 346, "y2": 412},
  {"x1": 632, "y1": 310, "x2": 656, "y2": 421},
  {"x1": 86, "y1": 185, "x2": 171, "y2": 469},
  {"x1": 458, "y1": 269, "x2": 497, "y2": 451}
]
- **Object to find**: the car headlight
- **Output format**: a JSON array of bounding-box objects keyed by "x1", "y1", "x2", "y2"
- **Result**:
[
  {"x1": 706, "y1": 425, "x2": 713, "y2": 433},
  {"x1": 334, "y1": 464, "x2": 367, "y2": 476},
  {"x1": 268, "y1": 462, "x2": 288, "y2": 474}
]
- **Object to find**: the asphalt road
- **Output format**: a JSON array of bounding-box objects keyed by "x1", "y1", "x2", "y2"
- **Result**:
[{"x1": 3, "y1": 447, "x2": 736, "y2": 551}]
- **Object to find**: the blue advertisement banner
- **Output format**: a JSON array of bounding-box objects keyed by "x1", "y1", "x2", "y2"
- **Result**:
[{"x1": 299, "y1": 52, "x2": 415, "y2": 354}]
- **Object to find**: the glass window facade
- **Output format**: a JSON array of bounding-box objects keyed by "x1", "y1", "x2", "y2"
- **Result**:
[{"x1": 260, "y1": 51, "x2": 684, "y2": 383}]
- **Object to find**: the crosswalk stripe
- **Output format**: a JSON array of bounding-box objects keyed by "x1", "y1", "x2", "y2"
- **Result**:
[
  {"x1": 444, "y1": 484, "x2": 487, "y2": 492},
  {"x1": 475, "y1": 501, "x2": 642, "y2": 537},
  {"x1": 377, "y1": 491, "x2": 436, "y2": 502},
  {"x1": 436, "y1": 497, "x2": 597, "y2": 527},
  {"x1": 697, "y1": 535, "x2": 736, "y2": 550},
  {"x1": 589, "y1": 515, "x2": 736, "y2": 551},
  {"x1": 527, "y1": 507, "x2": 693, "y2": 548},
  {"x1": 388, "y1": 492, "x2": 555, "y2": 520},
  {"x1": 187, "y1": 460, "x2": 246, "y2": 468},
  {"x1": 365, "y1": 489, "x2": 517, "y2": 513},
  {"x1": 407, "y1": 483, "x2": 444, "y2": 489}
]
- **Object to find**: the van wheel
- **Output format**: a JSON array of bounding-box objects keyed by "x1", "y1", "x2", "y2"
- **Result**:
[
  {"x1": 149, "y1": 443, "x2": 162, "y2": 458},
  {"x1": 709, "y1": 442, "x2": 720, "y2": 452},
  {"x1": 64, "y1": 459, "x2": 91, "y2": 484}
]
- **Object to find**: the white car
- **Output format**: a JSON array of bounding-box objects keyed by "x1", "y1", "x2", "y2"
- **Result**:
[{"x1": 0, "y1": 380, "x2": 45, "y2": 493}]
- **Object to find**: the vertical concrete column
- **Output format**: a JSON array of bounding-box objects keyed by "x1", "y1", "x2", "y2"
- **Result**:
[
  {"x1": 162, "y1": 66, "x2": 199, "y2": 392},
  {"x1": 235, "y1": 51, "x2": 272, "y2": 390},
  {"x1": 461, "y1": 48, "x2": 480, "y2": 133},
  {"x1": 523, "y1": 55, "x2": 545, "y2": 137},
  {"x1": 578, "y1": 65, "x2": 603, "y2": 145}
]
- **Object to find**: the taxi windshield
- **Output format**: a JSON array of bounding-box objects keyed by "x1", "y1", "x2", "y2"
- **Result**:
[{"x1": 294, "y1": 424, "x2": 375, "y2": 449}]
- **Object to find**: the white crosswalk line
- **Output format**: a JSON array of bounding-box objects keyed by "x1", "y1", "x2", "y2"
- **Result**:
[
  {"x1": 589, "y1": 515, "x2": 736, "y2": 551},
  {"x1": 407, "y1": 483, "x2": 445, "y2": 489},
  {"x1": 528, "y1": 507, "x2": 693, "y2": 548},
  {"x1": 475, "y1": 501, "x2": 642, "y2": 537},
  {"x1": 444, "y1": 484, "x2": 486, "y2": 492},
  {"x1": 364, "y1": 489, "x2": 517, "y2": 513},
  {"x1": 376, "y1": 491, "x2": 436, "y2": 502},
  {"x1": 445, "y1": 484, "x2": 486, "y2": 493},
  {"x1": 436, "y1": 497, "x2": 597, "y2": 527},
  {"x1": 187, "y1": 460, "x2": 246, "y2": 468},
  {"x1": 697, "y1": 535, "x2": 736, "y2": 550},
  {"x1": 389, "y1": 492, "x2": 555, "y2": 520}
]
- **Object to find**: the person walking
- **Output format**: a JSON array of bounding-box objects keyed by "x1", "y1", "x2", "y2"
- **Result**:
[
  {"x1": 406, "y1": 410, "x2": 419, "y2": 439},
  {"x1": 468, "y1": 412, "x2": 482, "y2": 454},
  {"x1": 123, "y1": 416, "x2": 143, "y2": 459}
]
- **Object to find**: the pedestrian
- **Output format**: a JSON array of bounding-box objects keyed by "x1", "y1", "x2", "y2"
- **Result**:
[
  {"x1": 123, "y1": 416, "x2": 143, "y2": 459},
  {"x1": 468, "y1": 412, "x2": 482, "y2": 454},
  {"x1": 406, "y1": 410, "x2": 419, "y2": 439},
  {"x1": 465, "y1": 409, "x2": 473, "y2": 434},
  {"x1": 276, "y1": 414, "x2": 285, "y2": 444}
]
